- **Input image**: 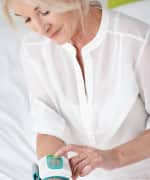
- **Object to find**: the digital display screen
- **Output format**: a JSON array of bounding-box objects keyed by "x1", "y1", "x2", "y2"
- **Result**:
[
  {"x1": 49, "y1": 158, "x2": 61, "y2": 167},
  {"x1": 47, "y1": 156, "x2": 63, "y2": 169}
]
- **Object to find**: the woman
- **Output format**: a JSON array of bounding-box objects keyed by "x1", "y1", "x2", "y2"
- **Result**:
[{"x1": 3, "y1": 0, "x2": 150, "y2": 179}]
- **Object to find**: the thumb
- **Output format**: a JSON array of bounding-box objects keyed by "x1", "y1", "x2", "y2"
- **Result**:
[{"x1": 55, "y1": 146, "x2": 69, "y2": 157}]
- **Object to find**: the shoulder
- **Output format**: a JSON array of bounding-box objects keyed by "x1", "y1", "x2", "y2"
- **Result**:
[{"x1": 106, "y1": 9, "x2": 150, "y2": 41}]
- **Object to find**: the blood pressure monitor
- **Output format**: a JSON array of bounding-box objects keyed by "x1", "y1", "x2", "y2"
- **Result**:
[{"x1": 37, "y1": 155, "x2": 72, "y2": 180}]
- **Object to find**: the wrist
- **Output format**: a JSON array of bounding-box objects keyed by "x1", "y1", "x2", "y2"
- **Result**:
[
  {"x1": 111, "y1": 148, "x2": 122, "y2": 168},
  {"x1": 97, "y1": 149, "x2": 122, "y2": 170},
  {"x1": 108, "y1": 148, "x2": 122, "y2": 169},
  {"x1": 111, "y1": 147, "x2": 129, "y2": 168}
]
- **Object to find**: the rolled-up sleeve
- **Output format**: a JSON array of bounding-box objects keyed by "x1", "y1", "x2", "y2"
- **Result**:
[
  {"x1": 20, "y1": 44, "x2": 67, "y2": 142},
  {"x1": 136, "y1": 30, "x2": 150, "y2": 130}
]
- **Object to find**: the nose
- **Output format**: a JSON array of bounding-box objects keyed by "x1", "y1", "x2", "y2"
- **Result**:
[{"x1": 31, "y1": 17, "x2": 51, "y2": 35}]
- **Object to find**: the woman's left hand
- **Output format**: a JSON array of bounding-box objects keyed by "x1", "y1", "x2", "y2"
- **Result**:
[{"x1": 55, "y1": 144, "x2": 120, "y2": 179}]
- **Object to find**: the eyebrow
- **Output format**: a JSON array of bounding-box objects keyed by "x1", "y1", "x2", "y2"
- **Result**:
[{"x1": 14, "y1": 6, "x2": 39, "y2": 17}]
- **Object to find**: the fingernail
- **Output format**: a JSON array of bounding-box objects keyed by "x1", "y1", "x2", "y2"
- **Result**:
[{"x1": 81, "y1": 165, "x2": 92, "y2": 176}]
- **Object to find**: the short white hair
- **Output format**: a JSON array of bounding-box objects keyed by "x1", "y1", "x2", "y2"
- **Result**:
[{"x1": 2, "y1": 0, "x2": 102, "y2": 27}]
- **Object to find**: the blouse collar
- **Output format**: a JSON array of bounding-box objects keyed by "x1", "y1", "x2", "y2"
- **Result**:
[{"x1": 61, "y1": 8, "x2": 109, "y2": 55}]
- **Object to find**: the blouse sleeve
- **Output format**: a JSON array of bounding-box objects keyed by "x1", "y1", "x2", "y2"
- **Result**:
[
  {"x1": 20, "y1": 44, "x2": 67, "y2": 142},
  {"x1": 136, "y1": 30, "x2": 150, "y2": 130}
]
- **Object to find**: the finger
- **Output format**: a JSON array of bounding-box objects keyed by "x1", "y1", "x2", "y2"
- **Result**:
[
  {"x1": 69, "y1": 158, "x2": 75, "y2": 178},
  {"x1": 73, "y1": 158, "x2": 90, "y2": 177},
  {"x1": 72, "y1": 175, "x2": 78, "y2": 180},
  {"x1": 55, "y1": 144, "x2": 83, "y2": 156},
  {"x1": 78, "y1": 155, "x2": 104, "y2": 177},
  {"x1": 80, "y1": 165, "x2": 93, "y2": 177},
  {"x1": 70, "y1": 153, "x2": 87, "y2": 167},
  {"x1": 70, "y1": 156, "x2": 85, "y2": 177},
  {"x1": 71, "y1": 155, "x2": 88, "y2": 176}
]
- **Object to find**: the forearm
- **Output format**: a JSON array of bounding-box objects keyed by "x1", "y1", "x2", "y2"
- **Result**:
[
  {"x1": 114, "y1": 130, "x2": 150, "y2": 167},
  {"x1": 36, "y1": 133, "x2": 66, "y2": 159}
]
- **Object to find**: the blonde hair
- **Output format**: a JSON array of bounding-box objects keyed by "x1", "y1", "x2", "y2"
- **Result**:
[{"x1": 2, "y1": 0, "x2": 101, "y2": 27}]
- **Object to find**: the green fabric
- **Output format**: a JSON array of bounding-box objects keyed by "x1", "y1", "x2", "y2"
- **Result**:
[{"x1": 107, "y1": 0, "x2": 139, "y2": 8}]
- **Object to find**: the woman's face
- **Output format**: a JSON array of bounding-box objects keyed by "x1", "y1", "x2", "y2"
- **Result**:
[{"x1": 10, "y1": 0, "x2": 81, "y2": 44}]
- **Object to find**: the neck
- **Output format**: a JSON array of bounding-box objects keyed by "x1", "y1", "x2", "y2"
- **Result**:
[{"x1": 70, "y1": 6, "x2": 102, "y2": 50}]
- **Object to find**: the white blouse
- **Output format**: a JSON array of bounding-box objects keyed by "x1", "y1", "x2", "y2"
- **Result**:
[{"x1": 21, "y1": 9, "x2": 150, "y2": 180}]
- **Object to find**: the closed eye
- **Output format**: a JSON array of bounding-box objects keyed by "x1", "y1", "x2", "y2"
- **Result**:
[
  {"x1": 25, "y1": 17, "x2": 31, "y2": 23},
  {"x1": 40, "y1": 10, "x2": 50, "y2": 16}
]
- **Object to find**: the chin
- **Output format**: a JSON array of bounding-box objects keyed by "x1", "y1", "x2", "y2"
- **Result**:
[{"x1": 53, "y1": 36, "x2": 69, "y2": 45}]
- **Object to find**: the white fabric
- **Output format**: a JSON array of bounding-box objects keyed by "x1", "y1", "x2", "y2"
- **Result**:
[
  {"x1": 0, "y1": 2, "x2": 150, "y2": 180},
  {"x1": 21, "y1": 9, "x2": 150, "y2": 179}
]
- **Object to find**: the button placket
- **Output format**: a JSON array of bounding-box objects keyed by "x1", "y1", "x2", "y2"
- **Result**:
[
  {"x1": 82, "y1": 53, "x2": 94, "y2": 105},
  {"x1": 65, "y1": 46, "x2": 96, "y2": 145},
  {"x1": 78, "y1": 51, "x2": 96, "y2": 145}
]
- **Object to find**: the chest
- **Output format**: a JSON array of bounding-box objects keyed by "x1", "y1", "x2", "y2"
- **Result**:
[{"x1": 76, "y1": 50, "x2": 87, "y2": 95}]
